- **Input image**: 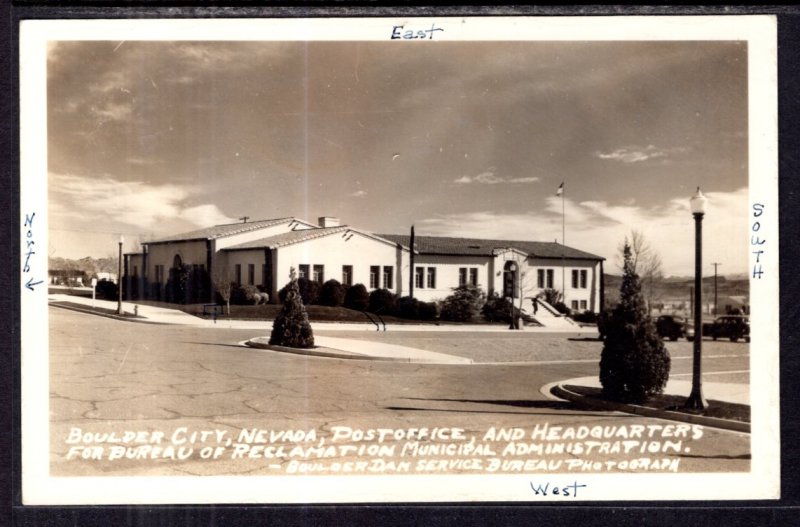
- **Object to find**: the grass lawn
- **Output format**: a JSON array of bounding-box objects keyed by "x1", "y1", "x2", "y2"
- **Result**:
[
  {"x1": 108, "y1": 297, "x2": 527, "y2": 327},
  {"x1": 565, "y1": 385, "x2": 750, "y2": 423}
]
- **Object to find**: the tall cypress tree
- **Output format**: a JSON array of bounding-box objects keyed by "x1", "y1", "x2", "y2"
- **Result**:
[
  {"x1": 599, "y1": 243, "x2": 670, "y2": 403},
  {"x1": 269, "y1": 268, "x2": 315, "y2": 348}
]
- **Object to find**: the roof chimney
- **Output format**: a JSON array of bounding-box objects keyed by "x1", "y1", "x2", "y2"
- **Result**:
[{"x1": 318, "y1": 216, "x2": 340, "y2": 228}]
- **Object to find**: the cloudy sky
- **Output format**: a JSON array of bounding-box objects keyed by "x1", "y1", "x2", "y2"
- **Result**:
[{"x1": 47, "y1": 39, "x2": 748, "y2": 276}]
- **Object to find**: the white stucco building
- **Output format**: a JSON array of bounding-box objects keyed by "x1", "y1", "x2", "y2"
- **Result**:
[{"x1": 124, "y1": 216, "x2": 605, "y2": 312}]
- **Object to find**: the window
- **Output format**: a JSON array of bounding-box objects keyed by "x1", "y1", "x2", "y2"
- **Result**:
[
  {"x1": 342, "y1": 265, "x2": 353, "y2": 286},
  {"x1": 546, "y1": 269, "x2": 554, "y2": 289},
  {"x1": 247, "y1": 264, "x2": 255, "y2": 286},
  {"x1": 469, "y1": 268, "x2": 478, "y2": 287},
  {"x1": 155, "y1": 265, "x2": 164, "y2": 284},
  {"x1": 415, "y1": 267, "x2": 424, "y2": 289},
  {"x1": 458, "y1": 268, "x2": 467, "y2": 287},
  {"x1": 133, "y1": 265, "x2": 138, "y2": 276},
  {"x1": 383, "y1": 266, "x2": 393, "y2": 289},
  {"x1": 298, "y1": 264, "x2": 309, "y2": 279},
  {"x1": 370, "y1": 266, "x2": 380, "y2": 289},
  {"x1": 572, "y1": 269, "x2": 587, "y2": 288},
  {"x1": 313, "y1": 265, "x2": 324, "y2": 284},
  {"x1": 571, "y1": 300, "x2": 579, "y2": 310},
  {"x1": 537, "y1": 269, "x2": 545, "y2": 288},
  {"x1": 580, "y1": 300, "x2": 587, "y2": 310},
  {"x1": 262, "y1": 264, "x2": 267, "y2": 286},
  {"x1": 235, "y1": 264, "x2": 242, "y2": 286},
  {"x1": 427, "y1": 267, "x2": 437, "y2": 289}
]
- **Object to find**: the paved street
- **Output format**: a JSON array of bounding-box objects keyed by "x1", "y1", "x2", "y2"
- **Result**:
[{"x1": 48, "y1": 307, "x2": 750, "y2": 477}]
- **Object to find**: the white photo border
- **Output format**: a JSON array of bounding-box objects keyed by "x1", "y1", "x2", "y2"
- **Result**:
[{"x1": 20, "y1": 15, "x2": 780, "y2": 504}]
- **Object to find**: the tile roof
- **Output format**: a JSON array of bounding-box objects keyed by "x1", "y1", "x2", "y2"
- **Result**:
[
  {"x1": 147, "y1": 217, "x2": 297, "y2": 244},
  {"x1": 378, "y1": 234, "x2": 604, "y2": 260},
  {"x1": 223, "y1": 226, "x2": 350, "y2": 250}
]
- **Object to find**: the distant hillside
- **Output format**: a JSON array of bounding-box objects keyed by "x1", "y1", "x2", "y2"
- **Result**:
[
  {"x1": 49, "y1": 256, "x2": 118, "y2": 277},
  {"x1": 604, "y1": 273, "x2": 749, "y2": 308}
]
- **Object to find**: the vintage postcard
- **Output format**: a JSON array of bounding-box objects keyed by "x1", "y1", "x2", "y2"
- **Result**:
[{"x1": 20, "y1": 15, "x2": 779, "y2": 503}]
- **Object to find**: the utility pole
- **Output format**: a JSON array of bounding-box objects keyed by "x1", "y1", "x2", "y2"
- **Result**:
[
  {"x1": 712, "y1": 262, "x2": 721, "y2": 316},
  {"x1": 117, "y1": 235, "x2": 124, "y2": 315},
  {"x1": 409, "y1": 225, "x2": 415, "y2": 299},
  {"x1": 239, "y1": 216, "x2": 250, "y2": 223}
]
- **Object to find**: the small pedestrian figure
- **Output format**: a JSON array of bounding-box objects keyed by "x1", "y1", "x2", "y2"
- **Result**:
[{"x1": 532, "y1": 297, "x2": 539, "y2": 315}]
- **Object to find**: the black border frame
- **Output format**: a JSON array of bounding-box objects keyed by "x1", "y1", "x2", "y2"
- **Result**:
[{"x1": 5, "y1": 4, "x2": 799, "y2": 526}]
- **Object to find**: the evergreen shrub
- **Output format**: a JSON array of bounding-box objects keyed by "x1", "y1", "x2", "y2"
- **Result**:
[
  {"x1": 599, "y1": 243, "x2": 671, "y2": 403},
  {"x1": 343, "y1": 283, "x2": 369, "y2": 311},
  {"x1": 440, "y1": 285, "x2": 485, "y2": 322},
  {"x1": 95, "y1": 279, "x2": 118, "y2": 301},
  {"x1": 395, "y1": 296, "x2": 438, "y2": 320},
  {"x1": 318, "y1": 279, "x2": 346, "y2": 307},
  {"x1": 368, "y1": 288, "x2": 397, "y2": 314},
  {"x1": 232, "y1": 285, "x2": 266, "y2": 305},
  {"x1": 269, "y1": 269, "x2": 315, "y2": 348},
  {"x1": 481, "y1": 292, "x2": 514, "y2": 323}
]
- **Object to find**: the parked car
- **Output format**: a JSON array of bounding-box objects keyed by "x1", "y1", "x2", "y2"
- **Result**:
[
  {"x1": 702, "y1": 315, "x2": 750, "y2": 342},
  {"x1": 655, "y1": 315, "x2": 689, "y2": 341}
]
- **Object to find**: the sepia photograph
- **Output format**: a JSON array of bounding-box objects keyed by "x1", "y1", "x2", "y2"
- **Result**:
[{"x1": 20, "y1": 15, "x2": 779, "y2": 503}]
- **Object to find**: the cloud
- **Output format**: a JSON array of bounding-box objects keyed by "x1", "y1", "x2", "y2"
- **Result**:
[
  {"x1": 454, "y1": 169, "x2": 540, "y2": 185},
  {"x1": 125, "y1": 157, "x2": 160, "y2": 166},
  {"x1": 90, "y1": 101, "x2": 133, "y2": 121},
  {"x1": 595, "y1": 145, "x2": 688, "y2": 164},
  {"x1": 180, "y1": 204, "x2": 237, "y2": 226},
  {"x1": 417, "y1": 187, "x2": 749, "y2": 276},
  {"x1": 350, "y1": 190, "x2": 368, "y2": 197},
  {"x1": 49, "y1": 172, "x2": 236, "y2": 230}
]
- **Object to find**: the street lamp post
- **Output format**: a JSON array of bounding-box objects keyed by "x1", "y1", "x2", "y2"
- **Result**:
[
  {"x1": 504, "y1": 261, "x2": 519, "y2": 330},
  {"x1": 685, "y1": 188, "x2": 708, "y2": 411},
  {"x1": 117, "y1": 235, "x2": 124, "y2": 315}
]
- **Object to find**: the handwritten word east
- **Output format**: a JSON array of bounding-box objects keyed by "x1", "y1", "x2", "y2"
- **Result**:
[{"x1": 391, "y1": 24, "x2": 444, "y2": 40}]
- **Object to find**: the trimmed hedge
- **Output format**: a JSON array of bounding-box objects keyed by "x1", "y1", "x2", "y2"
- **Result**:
[
  {"x1": 368, "y1": 288, "x2": 397, "y2": 314},
  {"x1": 278, "y1": 277, "x2": 320, "y2": 305},
  {"x1": 343, "y1": 283, "x2": 369, "y2": 311},
  {"x1": 395, "y1": 296, "x2": 438, "y2": 321},
  {"x1": 318, "y1": 279, "x2": 346, "y2": 307}
]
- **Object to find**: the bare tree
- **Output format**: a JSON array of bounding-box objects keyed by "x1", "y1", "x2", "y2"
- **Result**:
[
  {"x1": 211, "y1": 264, "x2": 232, "y2": 320},
  {"x1": 617, "y1": 230, "x2": 664, "y2": 315},
  {"x1": 504, "y1": 251, "x2": 541, "y2": 329}
]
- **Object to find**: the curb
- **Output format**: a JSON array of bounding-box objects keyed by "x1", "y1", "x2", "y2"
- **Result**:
[
  {"x1": 49, "y1": 302, "x2": 160, "y2": 324},
  {"x1": 550, "y1": 383, "x2": 750, "y2": 434},
  {"x1": 244, "y1": 338, "x2": 419, "y2": 362}
]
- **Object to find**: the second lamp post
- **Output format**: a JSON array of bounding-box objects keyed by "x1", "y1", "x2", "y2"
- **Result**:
[{"x1": 685, "y1": 187, "x2": 708, "y2": 411}]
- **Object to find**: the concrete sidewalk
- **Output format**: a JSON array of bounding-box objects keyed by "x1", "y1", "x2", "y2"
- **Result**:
[{"x1": 245, "y1": 336, "x2": 473, "y2": 364}]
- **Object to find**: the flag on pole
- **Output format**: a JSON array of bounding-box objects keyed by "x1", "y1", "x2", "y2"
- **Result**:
[{"x1": 556, "y1": 182, "x2": 564, "y2": 196}]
